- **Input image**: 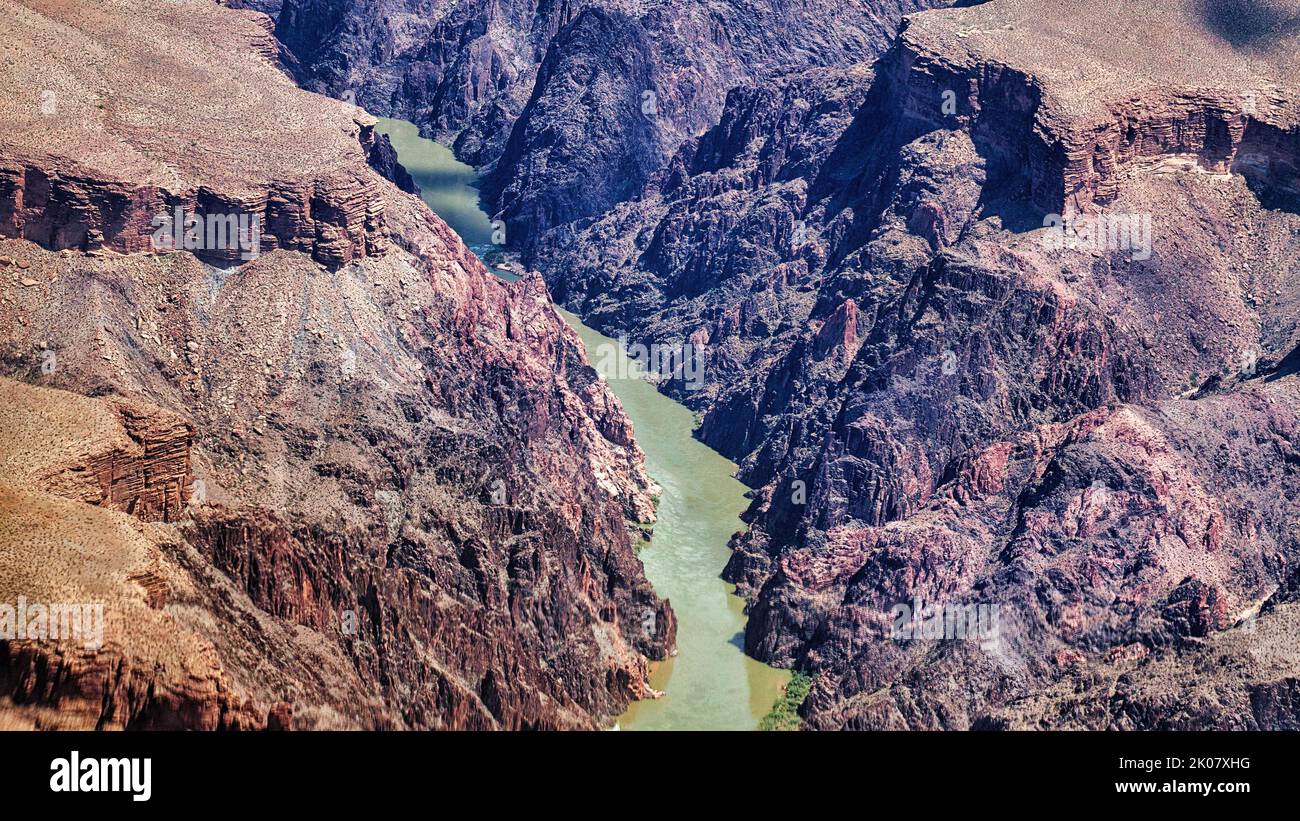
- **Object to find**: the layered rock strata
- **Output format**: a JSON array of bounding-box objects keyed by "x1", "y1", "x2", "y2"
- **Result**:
[
  {"x1": 526, "y1": 0, "x2": 1300, "y2": 728},
  {"x1": 0, "y1": 0, "x2": 669, "y2": 730},
  {"x1": 273, "y1": 0, "x2": 954, "y2": 246}
]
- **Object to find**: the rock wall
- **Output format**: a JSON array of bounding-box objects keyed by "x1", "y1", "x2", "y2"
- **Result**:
[
  {"x1": 0, "y1": 0, "x2": 425, "y2": 269},
  {"x1": 0, "y1": 152, "x2": 393, "y2": 268},
  {"x1": 0, "y1": 379, "x2": 193, "y2": 522},
  {"x1": 273, "y1": 0, "x2": 955, "y2": 248},
  {"x1": 0, "y1": 0, "x2": 670, "y2": 730},
  {"x1": 516, "y1": 0, "x2": 1300, "y2": 728},
  {"x1": 886, "y1": 14, "x2": 1300, "y2": 215}
]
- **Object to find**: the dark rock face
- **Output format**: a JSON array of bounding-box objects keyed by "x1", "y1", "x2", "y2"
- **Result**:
[
  {"x1": 0, "y1": 0, "x2": 669, "y2": 730},
  {"x1": 525, "y1": 0, "x2": 1300, "y2": 729},
  {"x1": 362, "y1": 124, "x2": 420, "y2": 195},
  {"x1": 225, "y1": 0, "x2": 284, "y2": 17},
  {"x1": 480, "y1": 7, "x2": 669, "y2": 244},
  {"x1": 271, "y1": 0, "x2": 1300, "y2": 730},
  {"x1": 536, "y1": 64, "x2": 882, "y2": 409},
  {"x1": 274, "y1": 0, "x2": 954, "y2": 246}
]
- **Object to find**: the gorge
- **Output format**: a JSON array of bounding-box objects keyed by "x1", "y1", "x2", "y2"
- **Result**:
[
  {"x1": 275, "y1": 0, "x2": 1300, "y2": 730},
  {"x1": 375, "y1": 116, "x2": 791, "y2": 730},
  {"x1": 4, "y1": 0, "x2": 1300, "y2": 734},
  {"x1": 0, "y1": 0, "x2": 671, "y2": 730}
]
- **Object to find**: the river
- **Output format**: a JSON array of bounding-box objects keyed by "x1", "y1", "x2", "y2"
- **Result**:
[{"x1": 376, "y1": 117, "x2": 789, "y2": 730}]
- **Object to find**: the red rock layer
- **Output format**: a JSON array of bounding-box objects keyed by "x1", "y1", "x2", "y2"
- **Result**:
[
  {"x1": 0, "y1": 0, "x2": 670, "y2": 730},
  {"x1": 891, "y1": 1, "x2": 1300, "y2": 214},
  {"x1": 0, "y1": 161, "x2": 391, "y2": 268},
  {"x1": 94, "y1": 400, "x2": 193, "y2": 522}
]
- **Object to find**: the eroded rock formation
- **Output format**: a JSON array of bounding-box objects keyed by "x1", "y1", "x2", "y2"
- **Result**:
[
  {"x1": 0, "y1": 0, "x2": 669, "y2": 730},
  {"x1": 273, "y1": 0, "x2": 953, "y2": 247},
  {"x1": 0, "y1": 0, "x2": 404, "y2": 267},
  {"x1": 524, "y1": 0, "x2": 1300, "y2": 729}
]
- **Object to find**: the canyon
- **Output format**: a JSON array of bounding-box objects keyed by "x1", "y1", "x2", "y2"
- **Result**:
[
  {"x1": 373, "y1": 119, "x2": 791, "y2": 729},
  {"x1": 0, "y1": 0, "x2": 669, "y2": 729},
  {"x1": 546, "y1": 1, "x2": 1300, "y2": 729},
  {"x1": 272, "y1": 0, "x2": 953, "y2": 246},
  {"x1": 3, "y1": 0, "x2": 1299, "y2": 733},
  {"x1": 543, "y1": 0, "x2": 1300, "y2": 729},
  {"x1": 269, "y1": 0, "x2": 1300, "y2": 730}
]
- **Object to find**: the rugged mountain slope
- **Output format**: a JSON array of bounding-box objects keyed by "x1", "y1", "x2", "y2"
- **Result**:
[
  {"x1": 273, "y1": 0, "x2": 953, "y2": 245},
  {"x1": 0, "y1": 0, "x2": 669, "y2": 729},
  {"x1": 534, "y1": 0, "x2": 1300, "y2": 728}
]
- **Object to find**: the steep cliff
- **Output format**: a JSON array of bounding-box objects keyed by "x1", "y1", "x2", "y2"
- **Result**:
[
  {"x1": 0, "y1": 379, "x2": 193, "y2": 522},
  {"x1": 529, "y1": 0, "x2": 1300, "y2": 728},
  {"x1": 273, "y1": 0, "x2": 954, "y2": 246},
  {"x1": 0, "y1": 0, "x2": 669, "y2": 730}
]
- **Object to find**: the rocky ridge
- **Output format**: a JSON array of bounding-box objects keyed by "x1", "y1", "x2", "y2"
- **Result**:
[
  {"x1": 530, "y1": 0, "x2": 1300, "y2": 728},
  {"x1": 269, "y1": 0, "x2": 1300, "y2": 729},
  {"x1": 0, "y1": 0, "x2": 416, "y2": 266},
  {"x1": 0, "y1": 0, "x2": 670, "y2": 730},
  {"x1": 273, "y1": 0, "x2": 954, "y2": 245}
]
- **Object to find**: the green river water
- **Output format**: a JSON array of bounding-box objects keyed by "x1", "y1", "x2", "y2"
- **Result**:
[{"x1": 376, "y1": 117, "x2": 789, "y2": 730}]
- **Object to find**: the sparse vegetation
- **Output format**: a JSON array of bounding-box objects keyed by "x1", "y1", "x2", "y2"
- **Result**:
[{"x1": 759, "y1": 671, "x2": 813, "y2": 731}]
